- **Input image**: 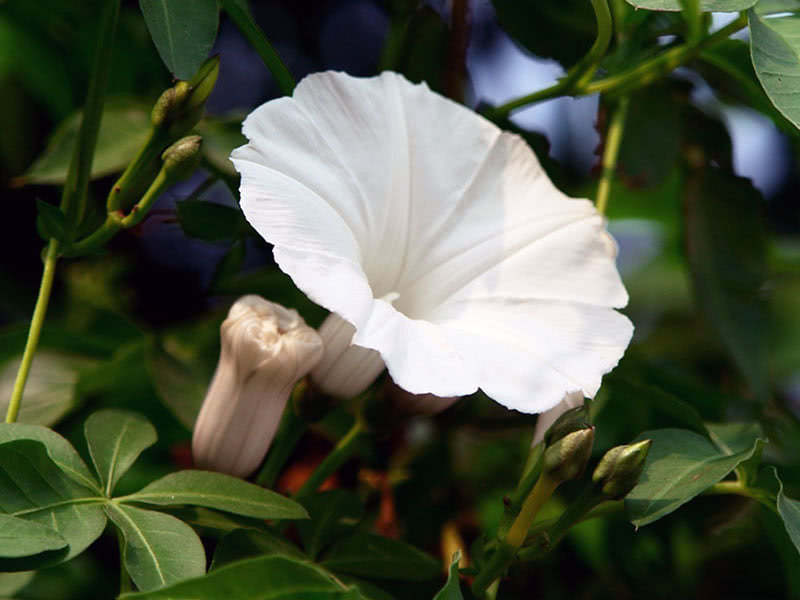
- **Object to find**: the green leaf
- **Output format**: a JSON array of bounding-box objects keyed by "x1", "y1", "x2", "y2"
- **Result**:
[
  {"x1": 139, "y1": 0, "x2": 219, "y2": 80},
  {"x1": 0, "y1": 514, "x2": 67, "y2": 570},
  {"x1": 298, "y1": 490, "x2": 364, "y2": 558},
  {"x1": 84, "y1": 410, "x2": 157, "y2": 497},
  {"x1": 492, "y1": 0, "x2": 597, "y2": 66},
  {"x1": 161, "y1": 506, "x2": 272, "y2": 535},
  {"x1": 625, "y1": 428, "x2": 765, "y2": 526},
  {"x1": 17, "y1": 100, "x2": 151, "y2": 186},
  {"x1": 211, "y1": 528, "x2": 306, "y2": 570},
  {"x1": 176, "y1": 200, "x2": 246, "y2": 242},
  {"x1": 433, "y1": 552, "x2": 463, "y2": 600},
  {"x1": 626, "y1": 0, "x2": 756, "y2": 9},
  {"x1": 749, "y1": 5, "x2": 800, "y2": 130},
  {"x1": 105, "y1": 503, "x2": 206, "y2": 592},
  {"x1": 119, "y1": 554, "x2": 362, "y2": 599},
  {"x1": 145, "y1": 341, "x2": 208, "y2": 430},
  {"x1": 321, "y1": 533, "x2": 440, "y2": 582},
  {"x1": 0, "y1": 423, "x2": 100, "y2": 492},
  {"x1": 0, "y1": 571, "x2": 35, "y2": 596},
  {"x1": 0, "y1": 439, "x2": 106, "y2": 566},
  {"x1": 35, "y1": 200, "x2": 67, "y2": 242},
  {"x1": 121, "y1": 470, "x2": 308, "y2": 520},
  {"x1": 775, "y1": 469, "x2": 800, "y2": 556},
  {"x1": 0, "y1": 352, "x2": 87, "y2": 427},
  {"x1": 684, "y1": 168, "x2": 769, "y2": 401}
]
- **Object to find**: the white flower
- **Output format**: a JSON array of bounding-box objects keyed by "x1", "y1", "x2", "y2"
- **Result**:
[
  {"x1": 231, "y1": 71, "x2": 632, "y2": 414},
  {"x1": 192, "y1": 295, "x2": 323, "y2": 477}
]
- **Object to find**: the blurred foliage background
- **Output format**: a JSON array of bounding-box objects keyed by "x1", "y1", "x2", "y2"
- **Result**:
[{"x1": 1, "y1": 0, "x2": 800, "y2": 598}]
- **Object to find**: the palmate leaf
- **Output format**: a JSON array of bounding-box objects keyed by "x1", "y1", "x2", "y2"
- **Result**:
[
  {"x1": 625, "y1": 427, "x2": 765, "y2": 526},
  {"x1": 120, "y1": 470, "x2": 308, "y2": 521},
  {"x1": 84, "y1": 410, "x2": 157, "y2": 497},
  {"x1": 0, "y1": 514, "x2": 67, "y2": 571},
  {"x1": 105, "y1": 503, "x2": 206, "y2": 592},
  {"x1": 211, "y1": 528, "x2": 306, "y2": 571},
  {"x1": 119, "y1": 555, "x2": 363, "y2": 599},
  {"x1": 0, "y1": 439, "x2": 106, "y2": 568},
  {"x1": 139, "y1": 0, "x2": 219, "y2": 80}
]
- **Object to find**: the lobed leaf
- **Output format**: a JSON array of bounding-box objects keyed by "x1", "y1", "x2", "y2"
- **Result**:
[
  {"x1": 0, "y1": 439, "x2": 106, "y2": 567},
  {"x1": 121, "y1": 470, "x2": 308, "y2": 520},
  {"x1": 105, "y1": 503, "x2": 206, "y2": 592},
  {"x1": 84, "y1": 410, "x2": 157, "y2": 497},
  {"x1": 119, "y1": 554, "x2": 363, "y2": 599}
]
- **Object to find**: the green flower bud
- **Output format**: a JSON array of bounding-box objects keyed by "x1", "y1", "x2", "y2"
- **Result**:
[
  {"x1": 592, "y1": 439, "x2": 652, "y2": 500},
  {"x1": 150, "y1": 56, "x2": 220, "y2": 131},
  {"x1": 544, "y1": 403, "x2": 590, "y2": 447},
  {"x1": 543, "y1": 426, "x2": 595, "y2": 483},
  {"x1": 161, "y1": 135, "x2": 202, "y2": 179}
]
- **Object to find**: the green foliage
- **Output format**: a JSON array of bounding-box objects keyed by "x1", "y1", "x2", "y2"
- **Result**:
[
  {"x1": 626, "y1": 427, "x2": 765, "y2": 526},
  {"x1": 626, "y1": 0, "x2": 757, "y2": 10},
  {"x1": 684, "y1": 169, "x2": 769, "y2": 401},
  {"x1": 139, "y1": 0, "x2": 219, "y2": 80},
  {"x1": 122, "y1": 470, "x2": 308, "y2": 520},
  {"x1": 176, "y1": 200, "x2": 247, "y2": 242},
  {"x1": 118, "y1": 555, "x2": 363, "y2": 599},
  {"x1": 321, "y1": 533, "x2": 440, "y2": 582},
  {"x1": 749, "y1": 4, "x2": 800, "y2": 129},
  {"x1": 298, "y1": 491, "x2": 364, "y2": 559},
  {"x1": 432, "y1": 553, "x2": 464, "y2": 600},
  {"x1": 775, "y1": 469, "x2": 800, "y2": 556}
]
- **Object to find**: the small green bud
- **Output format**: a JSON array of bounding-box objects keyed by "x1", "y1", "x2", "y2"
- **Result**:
[
  {"x1": 544, "y1": 404, "x2": 590, "y2": 447},
  {"x1": 592, "y1": 439, "x2": 652, "y2": 500},
  {"x1": 150, "y1": 56, "x2": 219, "y2": 131},
  {"x1": 161, "y1": 135, "x2": 202, "y2": 179},
  {"x1": 543, "y1": 426, "x2": 595, "y2": 483}
]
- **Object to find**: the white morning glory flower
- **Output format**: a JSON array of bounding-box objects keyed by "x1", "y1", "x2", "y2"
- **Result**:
[{"x1": 231, "y1": 71, "x2": 632, "y2": 414}]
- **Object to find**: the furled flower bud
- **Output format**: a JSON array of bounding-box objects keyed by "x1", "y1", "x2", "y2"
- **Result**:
[
  {"x1": 162, "y1": 135, "x2": 202, "y2": 179},
  {"x1": 192, "y1": 296, "x2": 323, "y2": 478},
  {"x1": 592, "y1": 439, "x2": 652, "y2": 500},
  {"x1": 534, "y1": 391, "x2": 586, "y2": 447},
  {"x1": 151, "y1": 56, "x2": 220, "y2": 132},
  {"x1": 543, "y1": 426, "x2": 595, "y2": 484},
  {"x1": 310, "y1": 313, "x2": 386, "y2": 398}
]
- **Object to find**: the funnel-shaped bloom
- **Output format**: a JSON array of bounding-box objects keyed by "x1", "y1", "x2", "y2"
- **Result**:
[
  {"x1": 232, "y1": 71, "x2": 632, "y2": 414},
  {"x1": 192, "y1": 295, "x2": 323, "y2": 477}
]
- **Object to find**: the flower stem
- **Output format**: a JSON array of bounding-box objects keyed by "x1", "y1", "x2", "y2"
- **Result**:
[
  {"x1": 472, "y1": 474, "x2": 559, "y2": 597},
  {"x1": 220, "y1": 0, "x2": 295, "y2": 96},
  {"x1": 491, "y1": 13, "x2": 747, "y2": 117},
  {"x1": 294, "y1": 417, "x2": 365, "y2": 499},
  {"x1": 5, "y1": 241, "x2": 58, "y2": 423},
  {"x1": 595, "y1": 95, "x2": 630, "y2": 216},
  {"x1": 6, "y1": 0, "x2": 119, "y2": 422}
]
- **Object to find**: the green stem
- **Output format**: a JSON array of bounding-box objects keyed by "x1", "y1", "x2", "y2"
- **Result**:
[
  {"x1": 492, "y1": 13, "x2": 747, "y2": 117},
  {"x1": 61, "y1": 0, "x2": 120, "y2": 233},
  {"x1": 7, "y1": 0, "x2": 119, "y2": 421},
  {"x1": 255, "y1": 400, "x2": 306, "y2": 488},
  {"x1": 595, "y1": 95, "x2": 630, "y2": 216},
  {"x1": 106, "y1": 128, "x2": 168, "y2": 213},
  {"x1": 5, "y1": 241, "x2": 59, "y2": 423},
  {"x1": 294, "y1": 417, "x2": 365, "y2": 499},
  {"x1": 680, "y1": 0, "x2": 703, "y2": 43},
  {"x1": 220, "y1": 0, "x2": 295, "y2": 96},
  {"x1": 472, "y1": 474, "x2": 560, "y2": 597},
  {"x1": 488, "y1": 0, "x2": 612, "y2": 118}
]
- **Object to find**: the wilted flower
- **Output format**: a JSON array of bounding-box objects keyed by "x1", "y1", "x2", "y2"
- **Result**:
[
  {"x1": 192, "y1": 295, "x2": 323, "y2": 477},
  {"x1": 232, "y1": 71, "x2": 632, "y2": 414}
]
